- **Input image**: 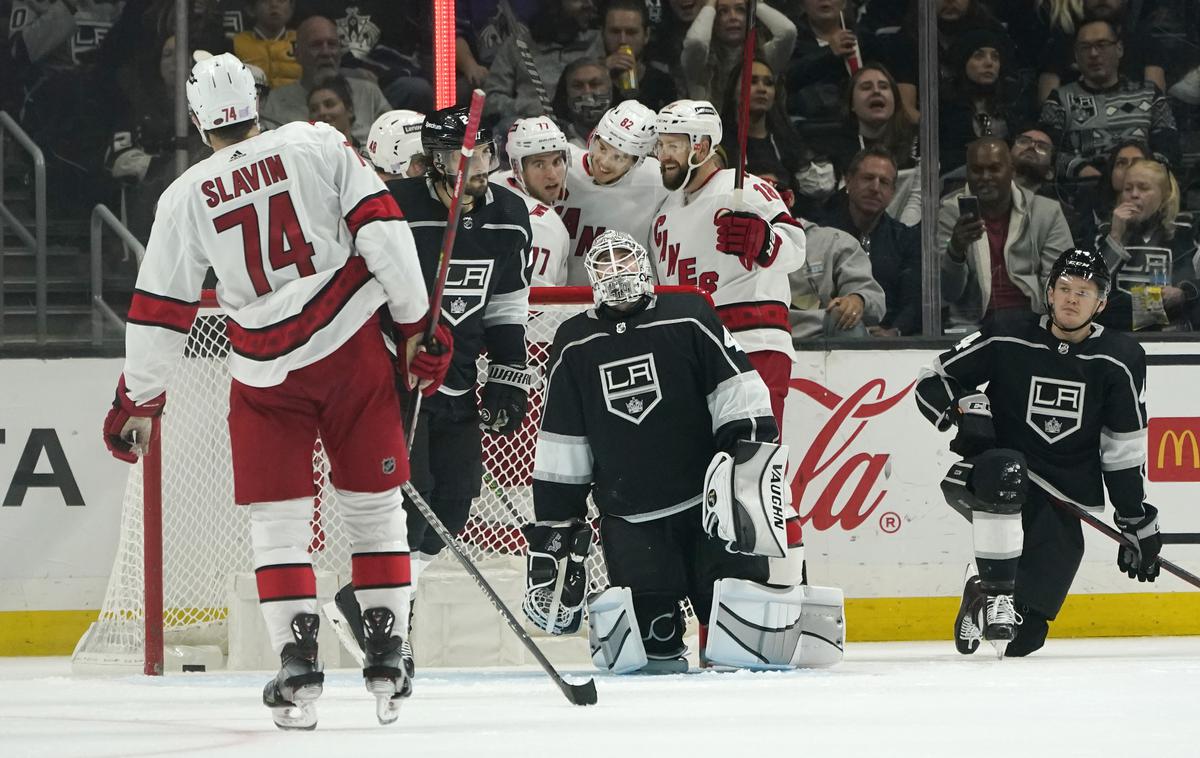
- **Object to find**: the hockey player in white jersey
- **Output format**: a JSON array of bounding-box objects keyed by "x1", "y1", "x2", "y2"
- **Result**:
[
  {"x1": 650, "y1": 99, "x2": 807, "y2": 583},
  {"x1": 558, "y1": 100, "x2": 667, "y2": 284},
  {"x1": 100, "y1": 54, "x2": 451, "y2": 730},
  {"x1": 494, "y1": 116, "x2": 572, "y2": 286},
  {"x1": 366, "y1": 110, "x2": 427, "y2": 180}
]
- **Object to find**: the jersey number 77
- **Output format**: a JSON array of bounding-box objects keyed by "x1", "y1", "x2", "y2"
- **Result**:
[{"x1": 214, "y1": 191, "x2": 317, "y2": 296}]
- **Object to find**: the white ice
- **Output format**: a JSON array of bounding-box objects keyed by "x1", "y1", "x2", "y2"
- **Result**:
[{"x1": 2, "y1": 638, "x2": 1198, "y2": 758}]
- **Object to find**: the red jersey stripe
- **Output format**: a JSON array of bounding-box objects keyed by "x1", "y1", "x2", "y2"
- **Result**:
[
  {"x1": 345, "y1": 190, "x2": 404, "y2": 238},
  {"x1": 127, "y1": 290, "x2": 200, "y2": 334}
]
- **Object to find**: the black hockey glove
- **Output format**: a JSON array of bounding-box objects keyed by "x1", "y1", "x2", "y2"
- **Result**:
[
  {"x1": 521, "y1": 519, "x2": 593, "y2": 635},
  {"x1": 1115, "y1": 504, "x2": 1161, "y2": 582},
  {"x1": 948, "y1": 392, "x2": 996, "y2": 458},
  {"x1": 479, "y1": 363, "x2": 534, "y2": 435}
]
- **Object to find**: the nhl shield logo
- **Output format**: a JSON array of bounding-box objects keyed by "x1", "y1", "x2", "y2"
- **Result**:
[
  {"x1": 599, "y1": 353, "x2": 662, "y2": 424},
  {"x1": 441, "y1": 259, "x2": 494, "y2": 325},
  {"x1": 381, "y1": 457, "x2": 396, "y2": 475},
  {"x1": 1026, "y1": 376, "x2": 1086, "y2": 443}
]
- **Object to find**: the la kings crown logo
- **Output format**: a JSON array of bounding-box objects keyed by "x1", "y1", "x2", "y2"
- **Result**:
[
  {"x1": 1027, "y1": 376, "x2": 1086, "y2": 443},
  {"x1": 599, "y1": 353, "x2": 662, "y2": 424},
  {"x1": 441, "y1": 259, "x2": 494, "y2": 325}
]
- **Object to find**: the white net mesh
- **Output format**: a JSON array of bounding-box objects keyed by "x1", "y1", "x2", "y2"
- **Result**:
[{"x1": 73, "y1": 290, "x2": 612, "y2": 669}]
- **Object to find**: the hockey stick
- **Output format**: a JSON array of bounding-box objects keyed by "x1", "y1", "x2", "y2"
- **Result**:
[
  {"x1": 732, "y1": 0, "x2": 757, "y2": 199},
  {"x1": 401, "y1": 481, "x2": 598, "y2": 706},
  {"x1": 1048, "y1": 499, "x2": 1200, "y2": 589},
  {"x1": 404, "y1": 88, "x2": 487, "y2": 447}
]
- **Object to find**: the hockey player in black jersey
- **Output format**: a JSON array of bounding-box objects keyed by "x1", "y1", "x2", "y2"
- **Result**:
[
  {"x1": 522, "y1": 230, "x2": 844, "y2": 674},
  {"x1": 916, "y1": 249, "x2": 1162, "y2": 658},
  {"x1": 328, "y1": 105, "x2": 534, "y2": 688}
]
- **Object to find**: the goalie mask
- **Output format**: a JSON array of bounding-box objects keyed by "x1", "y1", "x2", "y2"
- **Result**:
[{"x1": 584, "y1": 230, "x2": 654, "y2": 309}]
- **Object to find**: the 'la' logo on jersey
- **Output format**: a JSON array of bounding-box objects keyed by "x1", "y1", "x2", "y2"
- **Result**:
[
  {"x1": 599, "y1": 353, "x2": 661, "y2": 424},
  {"x1": 1027, "y1": 377, "x2": 1086, "y2": 443},
  {"x1": 441, "y1": 259, "x2": 493, "y2": 325}
]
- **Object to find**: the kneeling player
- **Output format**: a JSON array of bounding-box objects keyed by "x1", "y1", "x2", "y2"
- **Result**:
[
  {"x1": 915, "y1": 249, "x2": 1161, "y2": 658},
  {"x1": 522, "y1": 231, "x2": 843, "y2": 673}
]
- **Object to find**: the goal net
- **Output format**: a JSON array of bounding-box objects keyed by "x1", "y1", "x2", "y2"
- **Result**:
[{"x1": 73, "y1": 286, "x2": 695, "y2": 673}]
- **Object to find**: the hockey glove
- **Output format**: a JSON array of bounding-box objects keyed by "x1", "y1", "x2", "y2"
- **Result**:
[
  {"x1": 521, "y1": 520, "x2": 593, "y2": 635},
  {"x1": 396, "y1": 316, "x2": 454, "y2": 397},
  {"x1": 715, "y1": 211, "x2": 777, "y2": 270},
  {"x1": 948, "y1": 392, "x2": 996, "y2": 458},
  {"x1": 1115, "y1": 504, "x2": 1161, "y2": 582},
  {"x1": 479, "y1": 363, "x2": 534, "y2": 434},
  {"x1": 102, "y1": 375, "x2": 164, "y2": 463}
]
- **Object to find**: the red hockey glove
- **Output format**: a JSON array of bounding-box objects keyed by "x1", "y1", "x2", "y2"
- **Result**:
[
  {"x1": 102, "y1": 374, "x2": 164, "y2": 463},
  {"x1": 396, "y1": 316, "x2": 455, "y2": 397},
  {"x1": 715, "y1": 211, "x2": 775, "y2": 270}
]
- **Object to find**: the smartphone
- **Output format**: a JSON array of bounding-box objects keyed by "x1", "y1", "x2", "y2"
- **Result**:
[{"x1": 958, "y1": 195, "x2": 980, "y2": 220}]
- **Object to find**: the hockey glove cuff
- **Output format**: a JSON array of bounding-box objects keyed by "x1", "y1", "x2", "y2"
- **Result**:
[
  {"x1": 479, "y1": 363, "x2": 534, "y2": 434},
  {"x1": 1115, "y1": 503, "x2": 1161, "y2": 582},
  {"x1": 715, "y1": 211, "x2": 778, "y2": 270},
  {"x1": 103, "y1": 374, "x2": 164, "y2": 463},
  {"x1": 396, "y1": 317, "x2": 455, "y2": 397},
  {"x1": 948, "y1": 392, "x2": 996, "y2": 458}
]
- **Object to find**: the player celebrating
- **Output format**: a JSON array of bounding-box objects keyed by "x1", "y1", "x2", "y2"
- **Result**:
[
  {"x1": 365, "y1": 109, "x2": 427, "y2": 180},
  {"x1": 330, "y1": 105, "x2": 534, "y2": 683},
  {"x1": 916, "y1": 249, "x2": 1161, "y2": 658},
  {"x1": 559, "y1": 100, "x2": 666, "y2": 284},
  {"x1": 494, "y1": 116, "x2": 572, "y2": 286},
  {"x1": 522, "y1": 230, "x2": 844, "y2": 674},
  {"x1": 100, "y1": 54, "x2": 450, "y2": 728}
]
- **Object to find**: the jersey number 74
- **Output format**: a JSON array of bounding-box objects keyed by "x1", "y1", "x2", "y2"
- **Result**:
[{"x1": 214, "y1": 191, "x2": 317, "y2": 296}]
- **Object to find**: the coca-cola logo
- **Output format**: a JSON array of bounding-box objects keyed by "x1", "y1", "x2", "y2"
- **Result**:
[{"x1": 789, "y1": 377, "x2": 915, "y2": 532}]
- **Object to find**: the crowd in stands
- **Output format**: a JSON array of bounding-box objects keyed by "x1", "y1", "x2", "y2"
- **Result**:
[{"x1": 3, "y1": 0, "x2": 1199, "y2": 340}]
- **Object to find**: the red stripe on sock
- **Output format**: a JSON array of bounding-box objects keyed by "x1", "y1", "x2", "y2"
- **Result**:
[
  {"x1": 352, "y1": 552, "x2": 412, "y2": 589},
  {"x1": 255, "y1": 563, "x2": 316, "y2": 602}
]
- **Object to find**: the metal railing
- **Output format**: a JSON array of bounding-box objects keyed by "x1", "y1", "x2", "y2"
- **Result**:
[
  {"x1": 0, "y1": 110, "x2": 48, "y2": 345},
  {"x1": 90, "y1": 204, "x2": 142, "y2": 347}
]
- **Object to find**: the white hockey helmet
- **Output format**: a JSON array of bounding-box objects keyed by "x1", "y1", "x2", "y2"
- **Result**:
[
  {"x1": 186, "y1": 52, "x2": 258, "y2": 144},
  {"x1": 367, "y1": 110, "x2": 426, "y2": 175},
  {"x1": 654, "y1": 99, "x2": 722, "y2": 185},
  {"x1": 591, "y1": 101, "x2": 658, "y2": 159},
  {"x1": 507, "y1": 116, "x2": 570, "y2": 198},
  {"x1": 585, "y1": 230, "x2": 655, "y2": 308}
]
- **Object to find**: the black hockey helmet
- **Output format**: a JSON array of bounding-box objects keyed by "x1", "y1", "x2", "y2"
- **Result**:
[
  {"x1": 420, "y1": 105, "x2": 497, "y2": 183},
  {"x1": 1048, "y1": 248, "x2": 1111, "y2": 298}
]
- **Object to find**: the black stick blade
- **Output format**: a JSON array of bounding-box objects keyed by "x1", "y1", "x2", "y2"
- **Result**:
[{"x1": 560, "y1": 677, "x2": 598, "y2": 706}]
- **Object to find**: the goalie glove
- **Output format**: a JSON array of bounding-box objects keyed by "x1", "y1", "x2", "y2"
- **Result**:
[
  {"x1": 102, "y1": 374, "x2": 164, "y2": 463},
  {"x1": 702, "y1": 439, "x2": 790, "y2": 558},
  {"x1": 1115, "y1": 504, "x2": 1161, "y2": 582},
  {"x1": 480, "y1": 363, "x2": 534, "y2": 434},
  {"x1": 521, "y1": 519, "x2": 592, "y2": 635},
  {"x1": 946, "y1": 392, "x2": 996, "y2": 458}
]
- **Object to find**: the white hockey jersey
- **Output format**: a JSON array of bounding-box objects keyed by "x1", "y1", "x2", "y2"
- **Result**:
[
  {"x1": 648, "y1": 168, "x2": 806, "y2": 356},
  {"x1": 558, "y1": 144, "x2": 668, "y2": 285},
  {"x1": 493, "y1": 170, "x2": 570, "y2": 287},
  {"x1": 123, "y1": 120, "x2": 427, "y2": 401}
]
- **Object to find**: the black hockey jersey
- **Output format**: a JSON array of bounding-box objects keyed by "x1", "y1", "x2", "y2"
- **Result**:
[
  {"x1": 386, "y1": 177, "x2": 533, "y2": 395},
  {"x1": 915, "y1": 312, "x2": 1148, "y2": 518},
  {"x1": 532, "y1": 292, "x2": 779, "y2": 523}
]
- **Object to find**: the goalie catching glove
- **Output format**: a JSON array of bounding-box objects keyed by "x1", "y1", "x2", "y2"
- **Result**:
[
  {"x1": 521, "y1": 519, "x2": 592, "y2": 635},
  {"x1": 480, "y1": 363, "x2": 534, "y2": 434},
  {"x1": 102, "y1": 374, "x2": 164, "y2": 463},
  {"x1": 702, "y1": 439, "x2": 790, "y2": 558},
  {"x1": 395, "y1": 316, "x2": 454, "y2": 397}
]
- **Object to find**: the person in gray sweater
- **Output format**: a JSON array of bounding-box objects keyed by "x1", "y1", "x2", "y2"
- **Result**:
[
  {"x1": 682, "y1": 0, "x2": 796, "y2": 107},
  {"x1": 788, "y1": 221, "x2": 886, "y2": 342}
]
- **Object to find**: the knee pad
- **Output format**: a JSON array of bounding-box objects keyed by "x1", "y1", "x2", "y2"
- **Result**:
[
  {"x1": 249, "y1": 498, "x2": 315, "y2": 567},
  {"x1": 941, "y1": 449, "x2": 1027, "y2": 519},
  {"x1": 336, "y1": 487, "x2": 409, "y2": 553}
]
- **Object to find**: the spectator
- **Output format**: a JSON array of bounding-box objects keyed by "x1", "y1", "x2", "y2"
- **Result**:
[
  {"x1": 787, "y1": 220, "x2": 887, "y2": 341},
  {"x1": 551, "y1": 58, "x2": 613, "y2": 147},
  {"x1": 821, "y1": 147, "x2": 923, "y2": 336},
  {"x1": 1096, "y1": 157, "x2": 1200, "y2": 331},
  {"x1": 787, "y1": 0, "x2": 863, "y2": 125},
  {"x1": 819, "y1": 63, "x2": 922, "y2": 226},
  {"x1": 1073, "y1": 138, "x2": 1150, "y2": 248},
  {"x1": 601, "y1": 0, "x2": 677, "y2": 111},
  {"x1": 233, "y1": 0, "x2": 300, "y2": 89},
  {"x1": 484, "y1": 0, "x2": 603, "y2": 134},
  {"x1": 938, "y1": 137, "x2": 1075, "y2": 329},
  {"x1": 646, "y1": 0, "x2": 706, "y2": 94},
  {"x1": 681, "y1": 0, "x2": 796, "y2": 105},
  {"x1": 720, "y1": 56, "x2": 833, "y2": 219},
  {"x1": 1039, "y1": 19, "x2": 1179, "y2": 181},
  {"x1": 1010, "y1": 128, "x2": 1059, "y2": 198},
  {"x1": 260, "y1": 15, "x2": 390, "y2": 144},
  {"x1": 307, "y1": 74, "x2": 357, "y2": 146}
]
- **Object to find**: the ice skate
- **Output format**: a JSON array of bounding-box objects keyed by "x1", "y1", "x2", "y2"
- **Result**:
[
  {"x1": 954, "y1": 570, "x2": 985, "y2": 655},
  {"x1": 981, "y1": 594, "x2": 1021, "y2": 659},
  {"x1": 262, "y1": 613, "x2": 324, "y2": 731},
  {"x1": 361, "y1": 607, "x2": 410, "y2": 725}
]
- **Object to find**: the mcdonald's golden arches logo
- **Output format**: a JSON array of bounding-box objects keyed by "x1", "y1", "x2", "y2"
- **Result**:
[{"x1": 1148, "y1": 418, "x2": 1200, "y2": 482}]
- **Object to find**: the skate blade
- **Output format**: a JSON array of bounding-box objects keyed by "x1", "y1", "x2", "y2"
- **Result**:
[
  {"x1": 366, "y1": 677, "x2": 403, "y2": 726},
  {"x1": 321, "y1": 600, "x2": 365, "y2": 667},
  {"x1": 990, "y1": 640, "x2": 1009, "y2": 660},
  {"x1": 271, "y1": 684, "x2": 321, "y2": 731}
]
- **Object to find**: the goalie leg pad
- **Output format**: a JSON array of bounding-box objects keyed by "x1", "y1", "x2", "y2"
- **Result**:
[
  {"x1": 702, "y1": 439, "x2": 790, "y2": 558},
  {"x1": 705, "y1": 578, "x2": 804, "y2": 670},
  {"x1": 587, "y1": 587, "x2": 648, "y2": 674},
  {"x1": 796, "y1": 585, "x2": 845, "y2": 668}
]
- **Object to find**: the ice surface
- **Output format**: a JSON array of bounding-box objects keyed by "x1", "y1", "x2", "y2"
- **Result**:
[{"x1": 2, "y1": 638, "x2": 1197, "y2": 757}]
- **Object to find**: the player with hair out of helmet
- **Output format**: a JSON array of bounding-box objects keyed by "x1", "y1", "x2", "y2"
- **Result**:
[
  {"x1": 916, "y1": 248, "x2": 1160, "y2": 659},
  {"x1": 495, "y1": 116, "x2": 572, "y2": 285}
]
